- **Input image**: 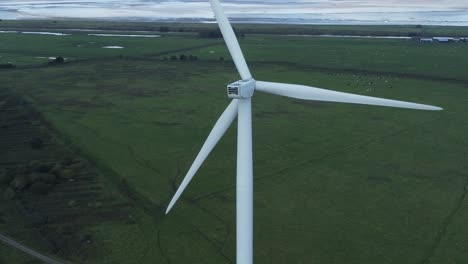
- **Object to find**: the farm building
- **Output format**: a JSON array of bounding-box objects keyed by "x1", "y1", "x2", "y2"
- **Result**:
[
  {"x1": 419, "y1": 38, "x2": 434, "y2": 43},
  {"x1": 433, "y1": 37, "x2": 453, "y2": 43}
]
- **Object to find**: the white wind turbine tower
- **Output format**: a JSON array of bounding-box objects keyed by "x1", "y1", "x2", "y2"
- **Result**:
[{"x1": 166, "y1": 0, "x2": 442, "y2": 263}]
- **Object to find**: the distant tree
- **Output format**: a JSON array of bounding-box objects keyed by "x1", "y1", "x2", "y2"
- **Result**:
[
  {"x1": 416, "y1": 25, "x2": 423, "y2": 29},
  {"x1": 179, "y1": 54, "x2": 187, "y2": 61},
  {"x1": 219, "y1": 56, "x2": 225, "y2": 61},
  {"x1": 199, "y1": 28, "x2": 223, "y2": 38},
  {"x1": 199, "y1": 28, "x2": 243, "y2": 39},
  {"x1": 159, "y1": 26, "x2": 169, "y2": 32},
  {"x1": 408, "y1": 32, "x2": 422, "y2": 37},
  {"x1": 170, "y1": 55, "x2": 178, "y2": 61},
  {"x1": 189, "y1": 55, "x2": 198, "y2": 61}
]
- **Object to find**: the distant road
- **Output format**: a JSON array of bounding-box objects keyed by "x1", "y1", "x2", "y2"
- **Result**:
[{"x1": 0, "y1": 233, "x2": 67, "y2": 264}]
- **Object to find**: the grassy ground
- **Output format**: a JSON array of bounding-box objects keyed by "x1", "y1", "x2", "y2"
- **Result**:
[
  {"x1": 194, "y1": 36, "x2": 468, "y2": 82},
  {"x1": 1, "y1": 28, "x2": 468, "y2": 264},
  {"x1": 0, "y1": 33, "x2": 219, "y2": 66}
]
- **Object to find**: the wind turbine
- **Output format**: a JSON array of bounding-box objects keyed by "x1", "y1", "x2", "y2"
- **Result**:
[{"x1": 165, "y1": 0, "x2": 442, "y2": 263}]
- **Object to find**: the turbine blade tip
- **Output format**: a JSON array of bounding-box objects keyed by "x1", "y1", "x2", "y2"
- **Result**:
[{"x1": 425, "y1": 106, "x2": 443, "y2": 111}]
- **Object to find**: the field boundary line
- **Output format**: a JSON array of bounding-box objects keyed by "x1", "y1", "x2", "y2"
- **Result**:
[{"x1": 0, "y1": 233, "x2": 70, "y2": 264}]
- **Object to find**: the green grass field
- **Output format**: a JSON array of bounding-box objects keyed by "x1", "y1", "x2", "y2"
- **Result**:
[
  {"x1": 1, "y1": 27, "x2": 468, "y2": 264},
  {"x1": 0, "y1": 33, "x2": 219, "y2": 65}
]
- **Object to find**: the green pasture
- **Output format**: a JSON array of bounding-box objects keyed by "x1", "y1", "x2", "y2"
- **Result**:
[
  {"x1": 0, "y1": 33, "x2": 218, "y2": 65},
  {"x1": 194, "y1": 36, "x2": 468, "y2": 82},
  {"x1": 1, "y1": 29, "x2": 468, "y2": 264}
]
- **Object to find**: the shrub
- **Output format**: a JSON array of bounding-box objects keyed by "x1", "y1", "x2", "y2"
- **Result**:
[
  {"x1": 179, "y1": 54, "x2": 187, "y2": 61},
  {"x1": 10, "y1": 175, "x2": 30, "y2": 191},
  {"x1": 31, "y1": 182, "x2": 52, "y2": 195},
  {"x1": 29, "y1": 137, "x2": 43, "y2": 149},
  {"x1": 3, "y1": 188, "x2": 15, "y2": 200},
  {"x1": 57, "y1": 169, "x2": 74, "y2": 180},
  {"x1": 38, "y1": 163, "x2": 53, "y2": 173},
  {"x1": 48, "y1": 56, "x2": 65, "y2": 65},
  {"x1": 0, "y1": 170, "x2": 12, "y2": 185},
  {"x1": 61, "y1": 156, "x2": 75, "y2": 166},
  {"x1": 30, "y1": 173, "x2": 56, "y2": 184},
  {"x1": 0, "y1": 63, "x2": 16, "y2": 69}
]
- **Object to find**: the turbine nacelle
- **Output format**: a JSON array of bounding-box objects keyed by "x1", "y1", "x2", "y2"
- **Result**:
[{"x1": 227, "y1": 78, "x2": 256, "y2": 99}]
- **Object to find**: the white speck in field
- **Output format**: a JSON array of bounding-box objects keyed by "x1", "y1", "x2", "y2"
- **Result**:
[
  {"x1": 209, "y1": 51, "x2": 215, "y2": 53},
  {"x1": 102, "y1": 46, "x2": 124, "y2": 49}
]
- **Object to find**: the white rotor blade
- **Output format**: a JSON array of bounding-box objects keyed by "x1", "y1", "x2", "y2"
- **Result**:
[
  {"x1": 166, "y1": 100, "x2": 239, "y2": 214},
  {"x1": 210, "y1": 0, "x2": 252, "y2": 80},
  {"x1": 256, "y1": 81, "x2": 442, "y2": 111}
]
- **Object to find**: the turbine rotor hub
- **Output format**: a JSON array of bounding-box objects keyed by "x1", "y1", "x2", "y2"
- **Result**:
[{"x1": 227, "y1": 78, "x2": 256, "y2": 99}]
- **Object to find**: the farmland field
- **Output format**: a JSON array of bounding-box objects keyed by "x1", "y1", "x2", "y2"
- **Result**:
[{"x1": 1, "y1": 26, "x2": 468, "y2": 264}]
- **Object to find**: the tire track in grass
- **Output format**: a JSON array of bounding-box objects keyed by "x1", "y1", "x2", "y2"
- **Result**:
[
  {"x1": 69, "y1": 120, "x2": 164, "y2": 179},
  {"x1": 0, "y1": 234, "x2": 70, "y2": 264},
  {"x1": 68, "y1": 118, "x2": 234, "y2": 263},
  {"x1": 192, "y1": 112, "x2": 462, "y2": 263},
  {"x1": 157, "y1": 230, "x2": 172, "y2": 264},
  {"x1": 420, "y1": 151, "x2": 468, "y2": 264},
  {"x1": 168, "y1": 160, "x2": 233, "y2": 263},
  {"x1": 193, "y1": 113, "x2": 454, "y2": 201}
]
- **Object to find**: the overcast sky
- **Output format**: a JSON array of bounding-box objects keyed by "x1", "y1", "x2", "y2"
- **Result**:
[{"x1": 1, "y1": 0, "x2": 467, "y2": 25}]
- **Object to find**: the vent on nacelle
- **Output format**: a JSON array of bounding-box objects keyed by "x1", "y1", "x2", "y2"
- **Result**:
[{"x1": 228, "y1": 86, "x2": 239, "y2": 96}]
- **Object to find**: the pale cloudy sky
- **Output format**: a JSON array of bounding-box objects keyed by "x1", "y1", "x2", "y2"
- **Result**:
[{"x1": 0, "y1": 0, "x2": 467, "y2": 25}]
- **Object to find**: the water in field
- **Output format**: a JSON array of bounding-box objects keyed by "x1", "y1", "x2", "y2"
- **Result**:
[
  {"x1": 22, "y1": 32, "x2": 70, "y2": 36},
  {"x1": 0, "y1": 31, "x2": 69, "y2": 36},
  {"x1": 89, "y1": 34, "x2": 161, "y2": 38},
  {"x1": 102, "y1": 46, "x2": 124, "y2": 49}
]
